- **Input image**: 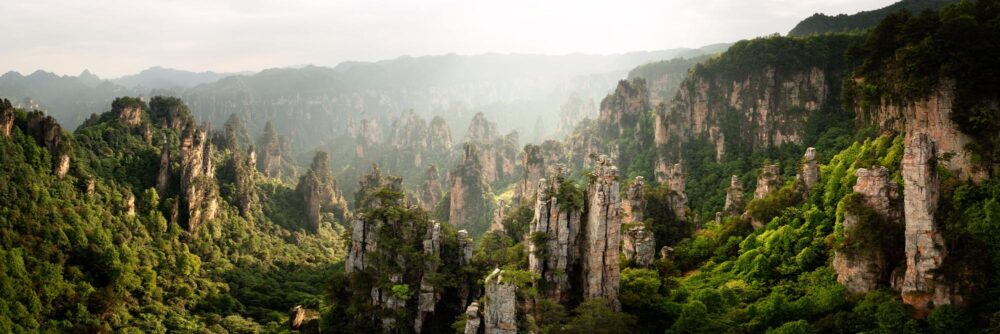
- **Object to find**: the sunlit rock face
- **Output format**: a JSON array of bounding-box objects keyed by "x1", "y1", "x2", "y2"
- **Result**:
[
  {"x1": 0, "y1": 101, "x2": 13, "y2": 138},
  {"x1": 113, "y1": 103, "x2": 143, "y2": 127},
  {"x1": 899, "y1": 134, "x2": 960, "y2": 317},
  {"x1": 346, "y1": 165, "x2": 403, "y2": 274},
  {"x1": 665, "y1": 163, "x2": 688, "y2": 222},
  {"x1": 463, "y1": 302, "x2": 481, "y2": 334},
  {"x1": 833, "y1": 166, "x2": 900, "y2": 294},
  {"x1": 857, "y1": 80, "x2": 989, "y2": 182},
  {"x1": 178, "y1": 126, "x2": 218, "y2": 233},
  {"x1": 622, "y1": 176, "x2": 645, "y2": 224},
  {"x1": 582, "y1": 155, "x2": 622, "y2": 310}
]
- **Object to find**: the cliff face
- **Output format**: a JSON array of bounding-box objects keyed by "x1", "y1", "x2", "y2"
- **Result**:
[
  {"x1": 623, "y1": 176, "x2": 645, "y2": 224},
  {"x1": 464, "y1": 112, "x2": 519, "y2": 184},
  {"x1": 25, "y1": 111, "x2": 71, "y2": 178},
  {"x1": 900, "y1": 134, "x2": 959, "y2": 316},
  {"x1": 657, "y1": 66, "x2": 827, "y2": 161},
  {"x1": 388, "y1": 110, "x2": 454, "y2": 168},
  {"x1": 346, "y1": 165, "x2": 403, "y2": 274},
  {"x1": 833, "y1": 166, "x2": 900, "y2": 294},
  {"x1": 857, "y1": 81, "x2": 989, "y2": 182},
  {"x1": 599, "y1": 78, "x2": 649, "y2": 138},
  {"x1": 178, "y1": 126, "x2": 218, "y2": 233},
  {"x1": 528, "y1": 166, "x2": 582, "y2": 304},
  {"x1": 448, "y1": 143, "x2": 494, "y2": 231},
  {"x1": 515, "y1": 144, "x2": 545, "y2": 204},
  {"x1": 297, "y1": 151, "x2": 350, "y2": 231},
  {"x1": 665, "y1": 163, "x2": 688, "y2": 222},
  {"x1": 483, "y1": 269, "x2": 518, "y2": 334},
  {"x1": 228, "y1": 148, "x2": 258, "y2": 218},
  {"x1": 416, "y1": 164, "x2": 443, "y2": 212},
  {"x1": 582, "y1": 155, "x2": 622, "y2": 310},
  {"x1": 415, "y1": 223, "x2": 442, "y2": 333},
  {"x1": 463, "y1": 302, "x2": 481, "y2": 334}
]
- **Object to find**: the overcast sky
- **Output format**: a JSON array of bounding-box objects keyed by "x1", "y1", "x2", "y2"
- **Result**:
[{"x1": 0, "y1": 0, "x2": 895, "y2": 78}]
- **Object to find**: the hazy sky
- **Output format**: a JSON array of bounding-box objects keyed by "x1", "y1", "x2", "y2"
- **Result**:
[{"x1": 1, "y1": 0, "x2": 895, "y2": 78}]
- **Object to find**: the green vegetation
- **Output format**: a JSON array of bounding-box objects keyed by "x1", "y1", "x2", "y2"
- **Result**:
[{"x1": 788, "y1": 0, "x2": 953, "y2": 36}]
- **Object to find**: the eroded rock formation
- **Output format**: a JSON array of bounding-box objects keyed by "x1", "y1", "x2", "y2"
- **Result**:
[
  {"x1": 656, "y1": 65, "x2": 830, "y2": 161},
  {"x1": 528, "y1": 166, "x2": 582, "y2": 304},
  {"x1": 448, "y1": 143, "x2": 493, "y2": 230},
  {"x1": 724, "y1": 175, "x2": 745, "y2": 216},
  {"x1": 112, "y1": 98, "x2": 144, "y2": 127},
  {"x1": 178, "y1": 126, "x2": 218, "y2": 233},
  {"x1": 289, "y1": 305, "x2": 320, "y2": 333},
  {"x1": 582, "y1": 155, "x2": 622, "y2": 310},
  {"x1": 297, "y1": 151, "x2": 349, "y2": 231},
  {"x1": 1, "y1": 99, "x2": 13, "y2": 138},
  {"x1": 416, "y1": 164, "x2": 443, "y2": 212},
  {"x1": 900, "y1": 134, "x2": 958, "y2": 316},
  {"x1": 346, "y1": 165, "x2": 404, "y2": 273},
  {"x1": 256, "y1": 121, "x2": 286, "y2": 179},
  {"x1": 415, "y1": 223, "x2": 442, "y2": 333},
  {"x1": 623, "y1": 225, "x2": 655, "y2": 267},
  {"x1": 483, "y1": 269, "x2": 517, "y2": 334},
  {"x1": 833, "y1": 166, "x2": 900, "y2": 294},
  {"x1": 857, "y1": 80, "x2": 989, "y2": 181},
  {"x1": 796, "y1": 147, "x2": 819, "y2": 193},
  {"x1": 666, "y1": 163, "x2": 688, "y2": 222},
  {"x1": 754, "y1": 164, "x2": 781, "y2": 199},
  {"x1": 25, "y1": 111, "x2": 71, "y2": 178},
  {"x1": 599, "y1": 78, "x2": 649, "y2": 138},
  {"x1": 463, "y1": 302, "x2": 482, "y2": 334},
  {"x1": 515, "y1": 144, "x2": 546, "y2": 204},
  {"x1": 623, "y1": 176, "x2": 645, "y2": 223}
]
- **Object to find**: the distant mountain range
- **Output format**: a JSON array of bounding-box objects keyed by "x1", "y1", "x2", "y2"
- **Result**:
[
  {"x1": 0, "y1": 44, "x2": 731, "y2": 151},
  {"x1": 788, "y1": 0, "x2": 954, "y2": 36}
]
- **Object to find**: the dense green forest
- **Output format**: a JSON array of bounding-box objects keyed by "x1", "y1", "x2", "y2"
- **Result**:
[{"x1": 1, "y1": 0, "x2": 999, "y2": 333}]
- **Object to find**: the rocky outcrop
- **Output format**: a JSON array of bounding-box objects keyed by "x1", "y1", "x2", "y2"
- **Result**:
[
  {"x1": 228, "y1": 148, "x2": 258, "y2": 218},
  {"x1": 528, "y1": 166, "x2": 582, "y2": 304},
  {"x1": 491, "y1": 200, "x2": 507, "y2": 232},
  {"x1": 448, "y1": 143, "x2": 493, "y2": 230},
  {"x1": 483, "y1": 269, "x2": 517, "y2": 334},
  {"x1": 599, "y1": 78, "x2": 649, "y2": 138},
  {"x1": 900, "y1": 134, "x2": 958, "y2": 316},
  {"x1": 582, "y1": 155, "x2": 622, "y2": 310},
  {"x1": 623, "y1": 225, "x2": 655, "y2": 267},
  {"x1": 25, "y1": 111, "x2": 71, "y2": 178},
  {"x1": 1, "y1": 99, "x2": 13, "y2": 138},
  {"x1": 178, "y1": 126, "x2": 218, "y2": 233},
  {"x1": 416, "y1": 164, "x2": 443, "y2": 212},
  {"x1": 111, "y1": 97, "x2": 144, "y2": 127},
  {"x1": 515, "y1": 144, "x2": 546, "y2": 204},
  {"x1": 754, "y1": 164, "x2": 781, "y2": 199},
  {"x1": 256, "y1": 121, "x2": 286, "y2": 179},
  {"x1": 623, "y1": 177, "x2": 645, "y2": 223},
  {"x1": 857, "y1": 80, "x2": 988, "y2": 181},
  {"x1": 345, "y1": 165, "x2": 403, "y2": 273},
  {"x1": 657, "y1": 65, "x2": 829, "y2": 161},
  {"x1": 298, "y1": 151, "x2": 349, "y2": 231},
  {"x1": 723, "y1": 175, "x2": 745, "y2": 216},
  {"x1": 833, "y1": 166, "x2": 900, "y2": 294},
  {"x1": 463, "y1": 302, "x2": 482, "y2": 334},
  {"x1": 289, "y1": 305, "x2": 320, "y2": 333},
  {"x1": 796, "y1": 147, "x2": 819, "y2": 193},
  {"x1": 463, "y1": 113, "x2": 519, "y2": 184},
  {"x1": 388, "y1": 111, "x2": 454, "y2": 168},
  {"x1": 415, "y1": 223, "x2": 442, "y2": 333},
  {"x1": 156, "y1": 138, "x2": 172, "y2": 195},
  {"x1": 348, "y1": 118, "x2": 383, "y2": 159},
  {"x1": 458, "y1": 229, "x2": 475, "y2": 307},
  {"x1": 665, "y1": 163, "x2": 688, "y2": 222}
]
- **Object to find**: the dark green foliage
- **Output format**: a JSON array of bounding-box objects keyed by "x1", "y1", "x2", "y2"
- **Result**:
[
  {"x1": 788, "y1": 0, "x2": 954, "y2": 36},
  {"x1": 846, "y1": 0, "x2": 1000, "y2": 163},
  {"x1": 559, "y1": 299, "x2": 638, "y2": 334},
  {"x1": 643, "y1": 183, "x2": 692, "y2": 248},
  {"x1": 746, "y1": 185, "x2": 804, "y2": 225}
]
